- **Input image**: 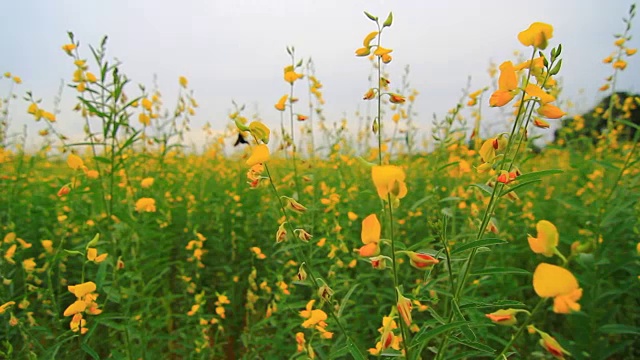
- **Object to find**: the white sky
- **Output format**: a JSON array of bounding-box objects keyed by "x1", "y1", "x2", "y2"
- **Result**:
[{"x1": 2, "y1": 0, "x2": 638, "y2": 151}]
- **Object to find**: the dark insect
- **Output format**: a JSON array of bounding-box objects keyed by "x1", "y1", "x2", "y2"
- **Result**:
[{"x1": 234, "y1": 133, "x2": 249, "y2": 147}]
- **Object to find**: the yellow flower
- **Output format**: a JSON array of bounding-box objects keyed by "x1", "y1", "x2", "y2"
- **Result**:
[
  {"x1": 485, "y1": 308, "x2": 526, "y2": 326},
  {"x1": 85, "y1": 170, "x2": 99, "y2": 179},
  {"x1": 139, "y1": 113, "x2": 150, "y2": 126},
  {"x1": 63, "y1": 300, "x2": 87, "y2": 317},
  {"x1": 525, "y1": 84, "x2": 555, "y2": 104},
  {"x1": 86, "y1": 72, "x2": 97, "y2": 83},
  {"x1": 626, "y1": 48, "x2": 637, "y2": 56},
  {"x1": 538, "y1": 103, "x2": 566, "y2": 119},
  {"x1": 41, "y1": 240, "x2": 54, "y2": 254},
  {"x1": 282, "y1": 196, "x2": 307, "y2": 214},
  {"x1": 87, "y1": 248, "x2": 108, "y2": 263},
  {"x1": 246, "y1": 144, "x2": 270, "y2": 166},
  {"x1": 135, "y1": 197, "x2": 157, "y2": 212},
  {"x1": 12, "y1": 76, "x2": 22, "y2": 84},
  {"x1": 62, "y1": 43, "x2": 77, "y2": 53},
  {"x1": 284, "y1": 65, "x2": 303, "y2": 84},
  {"x1": 67, "y1": 153, "x2": 84, "y2": 170},
  {"x1": 299, "y1": 300, "x2": 327, "y2": 328},
  {"x1": 0, "y1": 301, "x2": 16, "y2": 314},
  {"x1": 68, "y1": 281, "x2": 97, "y2": 298},
  {"x1": 518, "y1": 22, "x2": 554, "y2": 50},
  {"x1": 249, "y1": 121, "x2": 271, "y2": 144},
  {"x1": 527, "y1": 220, "x2": 559, "y2": 257},
  {"x1": 613, "y1": 60, "x2": 627, "y2": 70},
  {"x1": 358, "y1": 214, "x2": 380, "y2": 257},
  {"x1": 22, "y1": 258, "x2": 36, "y2": 272},
  {"x1": 533, "y1": 263, "x2": 582, "y2": 314},
  {"x1": 141, "y1": 177, "x2": 154, "y2": 188},
  {"x1": 388, "y1": 93, "x2": 405, "y2": 104},
  {"x1": 179, "y1": 76, "x2": 188, "y2": 88},
  {"x1": 534, "y1": 328, "x2": 571, "y2": 359},
  {"x1": 374, "y1": 46, "x2": 393, "y2": 56},
  {"x1": 402, "y1": 251, "x2": 439, "y2": 270},
  {"x1": 490, "y1": 61, "x2": 518, "y2": 107},
  {"x1": 371, "y1": 165, "x2": 407, "y2": 201},
  {"x1": 363, "y1": 88, "x2": 376, "y2": 100},
  {"x1": 275, "y1": 94, "x2": 288, "y2": 111}
]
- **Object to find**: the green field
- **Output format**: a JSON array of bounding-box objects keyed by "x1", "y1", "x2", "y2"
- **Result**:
[{"x1": 1, "y1": 9, "x2": 639, "y2": 360}]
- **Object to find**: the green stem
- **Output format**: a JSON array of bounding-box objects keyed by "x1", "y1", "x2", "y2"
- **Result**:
[{"x1": 493, "y1": 299, "x2": 547, "y2": 359}]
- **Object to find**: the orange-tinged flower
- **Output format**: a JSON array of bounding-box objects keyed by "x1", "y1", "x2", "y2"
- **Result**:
[
  {"x1": 246, "y1": 144, "x2": 270, "y2": 166},
  {"x1": 363, "y1": 88, "x2": 376, "y2": 100},
  {"x1": 297, "y1": 114, "x2": 308, "y2": 121},
  {"x1": 179, "y1": 76, "x2": 188, "y2": 88},
  {"x1": 87, "y1": 248, "x2": 108, "y2": 263},
  {"x1": 275, "y1": 94, "x2": 288, "y2": 111},
  {"x1": 22, "y1": 258, "x2": 36, "y2": 272},
  {"x1": 485, "y1": 308, "x2": 526, "y2": 326},
  {"x1": 525, "y1": 84, "x2": 555, "y2": 104},
  {"x1": 284, "y1": 65, "x2": 303, "y2": 84},
  {"x1": 300, "y1": 300, "x2": 327, "y2": 328},
  {"x1": 358, "y1": 214, "x2": 381, "y2": 257},
  {"x1": 402, "y1": 251, "x2": 439, "y2": 269},
  {"x1": 141, "y1": 177, "x2": 154, "y2": 188},
  {"x1": 295, "y1": 332, "x2": 305, "y2": 352},
  {"x1": 371, "y1": 165, "x2": 407, "y2": 201},
  {"x1": 57, "y1": 185, "x2": 71, "y2": 197},
  {"x1": 374, "y1": 46, "x2": 393, "y2": 56},
  {"x1": 533, "y1": 263, "x2": 582, "y2": 314},
  {"x1": 388, "y1": 93, "x2": 405, "y2": 104},
  {"x1": 355, "y1": 47, "x2": 371, "y2": 56},
  {"x1": 527, "y1": 220, "x2": 558, "y2": 257},
  {"x1": 613, "y1": 60, "x2": 627, "y2": 70},
  {"x1": 626, "y1": 48, "x2": 637, "y2": 56},
  {"x1": 62, "y1": 43, "x2": 76, "y2": 53},
  {"x1": 0, "y1": 301, "x2": 16, "y2": 314},
  {"x1": 68, "y1": 281, "x2": 97, "y2": 298},
  {"x1": 381, "y1": 53, "x2": 392, "y2": 64},
  {"x1": 490, "y1": 61, "x2": 518, "y2": 107},
  {"x1": 135, "y1": 197, "x2": 156, "y2": 213},
  {"x1": 535, "y1": 328, "x2": 571, "y2": 359},
  {"x1": 282, "y1": 196, "x2": 307, "y2": 213},
  {"x1": 63, "y1": 300, "x2": 87, "y2": 316},
  {"x1": 538, "y1": 103, "x2": 566, "y2": 119},
  {"x1": 534, "y1": 118, "x2": 550, "y2": 128},
  {"x1": 518, "y1": 22, "x2": 553, "y2": 49}
]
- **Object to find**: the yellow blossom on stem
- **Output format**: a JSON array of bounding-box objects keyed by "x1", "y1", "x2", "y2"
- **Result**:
[
  {"x1": 87, "y1": 248, "x2": 108, "y2": 263},
  {"x1": 275, "y1": 94, "x2": 288, "y2": 111},
  {"x1": 275, "y1": 222, "x2": 287, "y2": 243},
  {"x1": 538, "y1": 103, "x2": 566, "y2": 119},
  {"x1": 518, "y1": 22, "x2": 554, "y2": 50},
  {"x1": 358, "y1": 214, "x2": 380, "y2": 257},
  {"x1": 485, "y1": 308, "x2": 528, "y2": 326},
  {"x1": 533, "y1": 263, "x2": 582, "y2": 314},
  {"x1": 400, "y1": 251, "x2": 439, "y2": 270},
  {"x1": 532, "y1": 327, "x2": 571, "y2": 359},
  {"x1": 527, "y1": 220, "x2": 559, "y2": 257},
  {"x1": 249, "y1": 121, "x2": 271, "y2": 144},
  {"x1": 141, "y1": 177, "x2": 154, "y2": 188},
  {"x1": 363, "y1": 88, "x2": 376, "y2": 100},
  {"x1": 490, "y1": 61, "x2": 518, "y2": 107},
  {"x1": 246, "y1": 144, "x2": 270, "y2": 166},
  {"x1": 299, "y1": 300, "x2": 327, "y2": 328},
  {"x1": 179, "y1": 76, "x2": 188, "y2": 88},
  {"x1": 388, "y1": 93, "x2": 405, "y2": 104},
  {"x1": 371, "y1": 165, "x2": 408, "y2": 201}
]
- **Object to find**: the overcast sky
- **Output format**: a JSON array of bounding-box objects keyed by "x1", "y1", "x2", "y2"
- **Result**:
[{"x1": 2, "y1": 0, "x2": 638, "y2": 150}]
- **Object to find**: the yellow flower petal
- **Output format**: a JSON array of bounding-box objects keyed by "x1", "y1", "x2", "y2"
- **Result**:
[
  {"x1": 361, "y1": 214, "x2": 381, "y2": 245},
  {"x1": 246, "y1": 144, "x2": 270, "y2": 167},
  {"x1": 533, "y1": 263, "x2": 578, "y2": 298}
]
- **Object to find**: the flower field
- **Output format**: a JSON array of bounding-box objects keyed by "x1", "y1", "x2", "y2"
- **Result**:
[{"x1": 1, "y1": 6, "x2": 639, "y2": 360}]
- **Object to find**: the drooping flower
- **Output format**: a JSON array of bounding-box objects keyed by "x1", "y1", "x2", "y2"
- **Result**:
[
  {"x1": 275, "y1": 222, "x2": 288, "y2": 243},
  {"x1": 538, "y1": 103, "x2": 566, "y2": 119},
  {"x1": 388, "y1": 93, "x2": 406, "y2": 104},
  {"x1": 518, "y1": 22, "x2": 554, "y2": 50},
  {"x1": 371, "y1": 165, "x2": 408, "y2": 201},
  {"x1": 249, "y1": 121, "x2": 271, "y2": 144},
  {"x1": 358, "y1": 214, "x2": 380, "y2": 257},
  {"x1": 400, "y1": 251, "x2": 439, "y2": 270},
  {"x1": 532, "y1": 327, "x2": 571, "y2": 359},
  {"x1": 527, "y1": 220, "x2": 559, "y2": 257},
  {"x1": 396, "y1": 288, "x2": 413, "y2": 326},
  {"x1": 533, "y1": 263, "x2": 582, "y2": 314},
  {"x1": 484, "y1": 308, "x2": 528, "y2": 326},
  {"x1": 282, "y1": 196, "x2": 307, "y2": 214}
]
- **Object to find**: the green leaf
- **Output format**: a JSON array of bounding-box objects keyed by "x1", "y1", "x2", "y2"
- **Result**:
[
  {"x1": 614, "y1": 118, "x2": 640, "y2": 130},
  {"x1": 459, "y1": 299, "x2": 526, "y2": 310},
  {"x1": 598, "y1": 324, "x2": 640, "y2": 335},
  {"x1": 410, "y1": 321, "x2": 471, "y2": 348},
  {"x1": 469, "y1": 183, "x2": 493, "y2": 196},
  {"x1": 364, "y1": 11, "x2": 378, "y2": 22},
  {"x1": 81, "y1": 343, "x2": 100, "y2": 360},
  {"x1": 337, "y1": 283, "x2": 359, "y2": 318},
  {"x1": 383, "y1": 12, "x2": 393, "y2": 28},
  {"x1": 451, "y1": 238, "x2": 507, "y2": 255},
  {"x1": 63, "y1": 249, "x2": 84, "y2": 256},
  {"x1": 449, "y1": 337, "x2": 496, "y2": 354},
  {"x1": 410, "y1": 195, "x2": 435, "y2": 210},
  {"x1": 499, "y1": 179, "x2": 541, "y2": 197},
  {"x1": 472, "y1": 267, "x2": 530, "y2": 276},
  {"x1": 515, "y1": 169, "x2": 563, "y2": 183},
  {"x1": 452, "y1": 300, "x2": 476, "y2": 341},
  {"x1": 93, "y1": 156, "x2": 111, "y2": 164}
]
